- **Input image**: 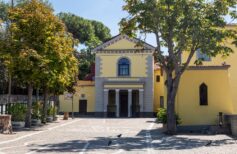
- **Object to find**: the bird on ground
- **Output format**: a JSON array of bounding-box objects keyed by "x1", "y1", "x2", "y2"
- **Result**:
[
  {"x1": 108, "y1": 140, "x2": 112, "y2": 146},
  {"x1": 117, "y1": 134, "x2": 122, "y2": 138},
  {"x1": 205, "y1": 140, "x2": 212, "y2": 146}
]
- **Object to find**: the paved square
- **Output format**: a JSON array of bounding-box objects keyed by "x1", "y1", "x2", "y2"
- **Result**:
[{"x1": 0, "y1": 118, "x2": 236, "y2": 154}]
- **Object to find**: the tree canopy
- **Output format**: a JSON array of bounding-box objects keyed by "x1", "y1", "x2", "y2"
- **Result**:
[
  {"x1": 0, "y1": 1, "x2": 9, "y2": 22},
  {"x1": 58, "y1": 12, "x2": 112, "y2": 80},
  {"x1": 0, "y1": 0, "x2": 78, "y2": 127},
  {"x1": 58, "y1": 12, "x2": 111, "y2": 49},
  {"x1": 120, "y1": 0, "x2": 237, "y2": 134}
]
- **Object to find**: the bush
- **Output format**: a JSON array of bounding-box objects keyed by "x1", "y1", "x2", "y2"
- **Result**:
[
  {"x1": 157, "y1": 108, "x2": 181, "y2": 125},
  {"x1": 32, "y1": 102, "x2": 42, "y2": 120},
  {"x1": 47, "y1": 106, "x2": 54, "y2": 116},
  {"x1": 8, "y1": 103, "x2": 27, "y2": 121}
]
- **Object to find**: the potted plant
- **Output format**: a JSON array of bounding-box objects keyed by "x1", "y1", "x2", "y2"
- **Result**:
[
  {"x1": 8, "y1": 103, "x2": 27, "y2": 129},
  {"x1": 31, "y1": 102, "x2": 42, "y2": 126},
  {"x1": 46, "y1": 106, "x2": 54, "y2": 122},
  {"x1": 157, "y1": 108, "x2": 181, "y2": 129}
]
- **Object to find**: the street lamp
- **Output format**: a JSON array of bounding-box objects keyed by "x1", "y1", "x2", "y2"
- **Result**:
[{"x1": 71, "y1": 93, "x2": 74, "y2": 119}]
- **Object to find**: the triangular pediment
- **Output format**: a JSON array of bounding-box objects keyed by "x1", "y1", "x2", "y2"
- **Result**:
[{"x1": 92, "y1": 34, "x2": 155, "y2": 52}]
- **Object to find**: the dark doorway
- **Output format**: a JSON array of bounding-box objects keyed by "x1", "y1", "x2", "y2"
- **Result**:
[
  {"x1": 132, "y1": 90, "x2": 140, "y2": 117},
  {"x1": 108, "y1": 90, "x2": 116, "y2": 117},
  {"x1": 79, "y1": 100, "x2": 87, "y2": 115},
  {"x1": 119, "y1": 90, "x2": 128, "y2": 117}
]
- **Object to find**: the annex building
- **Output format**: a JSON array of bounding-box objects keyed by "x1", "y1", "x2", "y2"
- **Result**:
[{"x1": 60, "y1": 25, "x2": 237, "y2": 126}]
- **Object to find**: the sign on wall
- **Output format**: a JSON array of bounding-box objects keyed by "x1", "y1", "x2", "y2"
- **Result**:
[{"x1": 64, "y1": 93, "x2": 73, "y2": 100}]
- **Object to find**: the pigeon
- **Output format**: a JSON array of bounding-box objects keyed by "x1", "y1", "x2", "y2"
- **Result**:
[
  {"x1": 117, "y1": 134, "x2": 122, "y2": 138},
  {"x1": 108, "y1": 140, "x2": 112, "y2": 146},
  {"x1": 205, "y1": 140, "x2": 212, "y2": 146}
]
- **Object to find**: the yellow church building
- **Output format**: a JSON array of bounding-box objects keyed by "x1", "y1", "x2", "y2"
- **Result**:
[{"x1": 59, "y1": 25, "x2": 237, "y2": 127}]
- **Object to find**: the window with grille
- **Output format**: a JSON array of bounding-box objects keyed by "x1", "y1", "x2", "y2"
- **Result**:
[
  {"x1": 118, "y1": 58, "x2": 130, "y2": 76},
  {"x1": 200, "y1": 83, "x2": 208, "y2": 105}
]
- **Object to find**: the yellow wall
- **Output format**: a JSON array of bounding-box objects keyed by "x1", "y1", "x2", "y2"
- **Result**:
[
  {"x1": 176, "y1": 69, "x2": 233, "y2": 125},
  {"x1": 59, "y1": 81, "x2": 95, "y2": 113},
  {"x1": 97, "y1": 38, "x2": 152, "y2": 77},
  {"x1": 97, "y1": 53, "x2": 149, "y2": 77},
  {"x1": 182, "y1": 31, "x2": 237, "y2": 113},
  {"x1": 105, "y1": 39, "x2": 143, "y2": 50},
  {"x1": 153, "y1": 68, "x2": 165, "y2": 112}
]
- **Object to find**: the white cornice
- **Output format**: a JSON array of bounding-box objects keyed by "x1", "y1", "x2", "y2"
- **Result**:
[
  {"x1": 95, "y1": 49, "x2": 154, "y2": 54},
  {"x1": 92, "y1": 34, "x2": 156, "y2": 52}
]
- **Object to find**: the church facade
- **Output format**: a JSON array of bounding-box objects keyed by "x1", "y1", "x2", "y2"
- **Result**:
[{"x1": 93, "y1": 34, "x2": 155, "y2": 117}]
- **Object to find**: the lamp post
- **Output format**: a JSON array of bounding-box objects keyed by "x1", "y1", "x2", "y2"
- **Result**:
[{"x1": 71, "y1": 93, "x2": 74, "y2": 119}]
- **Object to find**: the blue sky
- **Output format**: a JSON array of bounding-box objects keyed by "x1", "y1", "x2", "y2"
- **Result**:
[
  {"x1": 3, "y1": 0, "x2": 236, "y2": 48},
  {"x1": 43, "y1": 0, "x2": 237, "y2": 48},
  {"x1": 49, "y1": 0, "x2": 127, "y2": 36},
  {"x1": 47, "y1": 0, "x2": 157, "y2": 47}
]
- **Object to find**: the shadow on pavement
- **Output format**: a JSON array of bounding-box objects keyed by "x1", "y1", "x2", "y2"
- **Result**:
[{"x1": 28, "y1": 127, "x2": 237, "y2": 153}]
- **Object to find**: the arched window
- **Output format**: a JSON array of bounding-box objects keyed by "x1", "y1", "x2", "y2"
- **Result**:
[
  {"x1": 118, "y1": 58, "x2": 130, "y2": 76},
  {"x1": 199, "y1": 83, "x2": 208, "y2": 105}
]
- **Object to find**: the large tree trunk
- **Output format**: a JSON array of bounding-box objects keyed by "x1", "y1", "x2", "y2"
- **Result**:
[
  {"x1": 42, "y1": 87, "x2": 49, "y2": 124},
  {"x1": 166, "y1": 72, "x2": 181, "y2": 135},
  {"x1": 25, "y1": 83, "x2": 33, "y2": 128},
  {"x1": 36, "y1": 88, "x2": 39, "y2": 103}
]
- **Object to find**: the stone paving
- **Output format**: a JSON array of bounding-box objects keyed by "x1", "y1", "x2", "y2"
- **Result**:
[{"x1": 0, "y1": 118, "x2": 237, "y2": 154}]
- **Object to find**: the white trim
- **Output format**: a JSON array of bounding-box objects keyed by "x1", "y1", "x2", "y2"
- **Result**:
[{"x1": 92, "y1": 34, "x2": 156, "y2": 52}]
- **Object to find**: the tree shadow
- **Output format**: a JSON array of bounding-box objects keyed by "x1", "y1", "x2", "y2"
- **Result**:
[{"x1": 28, "y1": 127, "x2": 237, "y2": 153}]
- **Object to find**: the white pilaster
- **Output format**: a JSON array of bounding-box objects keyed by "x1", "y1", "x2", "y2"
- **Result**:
[
  {"x1": 128, "y1": 89, "x2": 132, "y2": 117},
  {"x1": 103, "y1": 89, "x2": 109, "y2": 116},
  {"x1": 139, "y1": 89, "x2": 144, "y2": 113},
  {"x1": 115, "y1": 89, "x2": 120, "y2": 117}
]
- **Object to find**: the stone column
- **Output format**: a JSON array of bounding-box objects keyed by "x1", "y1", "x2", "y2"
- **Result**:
[
  {"x1": 115, "y1": 89, "x2": 120, "y2": 117},
  {"x1": 139, "y1": 89, "x2": 144, "y2": 115},
  {"x1": 128, "y1": 89, "x2": 132, "y2": 117},
  {"x1": 103, "y1": 89, "x2": 109, "y2": 117}
]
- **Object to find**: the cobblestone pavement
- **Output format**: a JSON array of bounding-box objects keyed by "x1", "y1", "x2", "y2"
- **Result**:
[{"x1": 0, "y1": 118, "x2": 237, "y2": 154}]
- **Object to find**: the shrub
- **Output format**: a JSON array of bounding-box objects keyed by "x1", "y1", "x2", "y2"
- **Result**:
[
  {"x1": 157, "y1": 108, "x2": 181, "y2": 125},
  {"x1": 32, "y1": 102, "x2": 42, "y2": 120},
  {"x1": 8, "y1": 103, "x2": 27, "y2": 121},
  {"x1": 47, "y1": 106, "x2": 54, "y2": 116}
]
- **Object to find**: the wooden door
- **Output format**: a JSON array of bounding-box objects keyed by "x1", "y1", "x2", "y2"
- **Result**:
[
  {"x1": 120, "y1": 91, "x2": 128, "y2": 117},
  {"x1": 79, "y1": 100, "x2": 87, "y2": 114}
]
